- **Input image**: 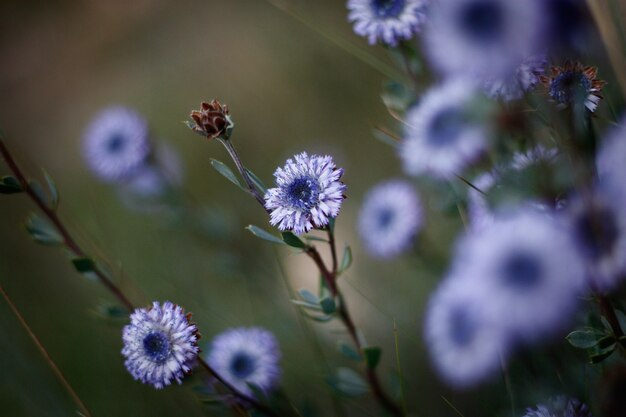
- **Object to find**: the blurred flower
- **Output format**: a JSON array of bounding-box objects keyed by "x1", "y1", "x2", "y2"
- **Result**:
[
  {"x1": 123, "y1": 143, "x2": 184, "y2": 198},
  {"x1": 467, "y1": 146, "x2": 558, "y2": 231},
  {"x1": 424, "y1": 0, "x2": 543, "y2": 79},
  {"x1": 596, "y1": 116, "x2": 626, "y2": 195},
  {"x1": 347, "y1": 0, "x2": 429, "y2": 46},
  {"x1": 455, "y1": 208, "x2": 586, "y2": 342},
  {"x1": 424, "y1": 276, "x2": 510, "y2": 387},
  {"x1": 565, "y1": 189, "x2": 626, "y2": 292},
  {"x1": 541, "y1": 61, "x2": 606, "y2": 112},
  {"x1": 122, "y1": 301, "x2": 199, "y2": 389},
  {"x1": 189, "y1": 100, "x2": 233, "y2": 140},
  {"x1": 265, "y1": 152, "x2": 346, "y2": 234},
  {"x1": 543, "y1": 0, "x2": 594, "y2": 56},
  {"x1": 483, "y1": 54, "x2": 547, "y2": 101},
  {"x1": 207, "y1": 327, "x2": 281, "y2": 398},
  {"x1": 400, "y1": 79, "x2": 490, "y2": 179},
  {"x1": 83, "y1": 106, "x2": 151, "y2": 182},
  {"x1": 358, "y1": 180, "x2": 423, "y2": 258},
  {"x1": 523, "y1": 396, "x2": 594, "y2": 417}
]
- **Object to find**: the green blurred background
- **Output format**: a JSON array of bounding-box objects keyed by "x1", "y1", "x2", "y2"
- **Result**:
[{"x1": 0, "y1": 1, "x2": 554, "y2": 416}]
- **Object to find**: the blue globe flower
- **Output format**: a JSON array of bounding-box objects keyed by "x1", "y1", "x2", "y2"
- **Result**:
[
  {"x1": 265, "y1": 152, "x2": 346, "y2": 234},
  {"x1": 207, "y1": 327, "x2": 281, "y2": 398},
  {"x1": 122, "y1": 301, "x2": 199, "y2": 389},
  {"x1": 83, "y1": 106, "x2": 151, "y2": 182},
  {"x1": 347, "y1": 0, "x2": 429, "y2": 46}
]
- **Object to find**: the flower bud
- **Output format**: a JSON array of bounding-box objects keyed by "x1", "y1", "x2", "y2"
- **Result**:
[{"x1": 188, "y1": 100, "x2": 234, "y2": 140}]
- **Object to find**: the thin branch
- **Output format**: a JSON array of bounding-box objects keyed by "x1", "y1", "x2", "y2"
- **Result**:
[
  {"x1": 0, "y1": 139, "x2": 279, "y2": 417},
  {"x1": 0, "y1": 284, "x2": 92, "y2": 417}
]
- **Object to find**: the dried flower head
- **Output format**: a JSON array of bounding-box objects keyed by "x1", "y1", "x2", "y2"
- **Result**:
[
  {"x1": 189, "y1": 100, "x2": 234, "y2": 140},
  {"x1": 541, "y1": 61, "x2": 606, "y2": 112}
]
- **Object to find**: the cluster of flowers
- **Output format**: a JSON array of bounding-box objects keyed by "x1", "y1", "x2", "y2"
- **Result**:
[{"x1": 74, "y1": 0, "x2": 623, "y2": 414}]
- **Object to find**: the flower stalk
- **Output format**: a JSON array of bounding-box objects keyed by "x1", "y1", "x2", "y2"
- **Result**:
[{"x1": 0, "y1": 138, "x2": 281, "y2": 417}]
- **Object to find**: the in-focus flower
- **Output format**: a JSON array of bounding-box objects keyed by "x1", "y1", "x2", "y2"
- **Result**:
[
  {"x1": 565, "y1": 189, "x2": 626, "y2": 292},
  {"x1": 483, "y1": 54, "x2": 547, "y2": 101},
  {"x1": 358, "y1": 180, "x2": 423, "y2": 258},
  {"x1": 424, "y1": 276, "x2": 510, "y2": 387},
  {"x1": 189, "y1": 100, "x2": 233, "y2": 140},
  {"x1": 265, "y1": 152, "x2": 346, "y2": 234},
  {"x1": 424, "y1": 0, "x2": 543, "y2": 79},
  {"x1": 207, "y1": 327, "x2": 281, "y2": 398},
  {"x1": 401, "y1": 79, "x2": 491, "y2": 179},
  {"x1": 347, "y1": 0, "x2": 429, "y2": 46},
  {"x1": 523, "y1": 396, "x2": 594, "y2": 417},
  {"x1": 541, "y1": 61, "x2": 606, "y2": 112},
  {"x1": 122, "y1": 301, "x2": 200, "y2": 389},
  {"x1": 83, "y1": 106, "x2": 151, "y2": 182},
  {"x1": 454, "y1": 208, "x2": 586, "y2": 342}
]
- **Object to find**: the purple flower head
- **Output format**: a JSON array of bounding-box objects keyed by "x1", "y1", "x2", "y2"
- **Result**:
[
  {"x1": 83, "y1": 106, "x2": 151, "y2": 182},
  {"x1": 401, "y1": 79, "x2": 490, "y2": 179},
  {"x1": 523, "y1": 396, "x2": 594, "y2": 417},
  {"x1": 347, "y1": 0, "x2": 429, "y2": 46},
  {"x1": 207, "y1": 327, "x2": 281, "y2": 398},
  {"x1": 265, "y1": 152, "x2": 346, "y2": 234},
  {"x1": 424, "y1": 0, "x2": 543, "y2": 79},
  {"x1": 454, "y1": 207, "x2": 586, "y2": 342},
  {"x1": 122, "y1": 301, "x2": 199, "y2": 389},
  {"x1": 358, "y1": 180, "x2": 423, "y2": 258},
  {"x1": 424, "y1": 275, "x2": 510, "y2": 387}
]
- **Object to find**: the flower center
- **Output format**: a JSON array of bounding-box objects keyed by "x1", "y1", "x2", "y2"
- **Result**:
[
  {"x1": 107, "y1": 133, "x2": 126, "y2": 154},
  {"x1": 377, "y1": 208, "x2": 395, "y2": 229},
  {"x1": 500, "y1": 250, "x2": 543, "y2": 290},
  {"x1": 448, "y1": 305, "x2": 476, "y2": 347},
  {"x1": 230, "y1": 352, "x2": 256, "y2": 379},
  {"x1": 550, "y1": 71, "x2": 591, "y2": 104},
  {"x1": 427, "y1": 108, "x2": 466, "y2": 147},
  {"x1": 370, "y1": 0, "x2": 406, "y2": 18},
  {"x1": 575, "y1": 206, "x2": 619, "y2": 261},
  {"x1": 458, "y1": 0, "x2": 504, "y2": 43},
  {"x1": 285, "y1": 177, "x2": 320, "y2": 210},
  {"x1": 142, "y1": 332, "x2": 171, "y2": 363}
]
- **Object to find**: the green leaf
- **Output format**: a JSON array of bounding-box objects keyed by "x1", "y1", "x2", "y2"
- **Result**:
[
  {"x1": 302, "y1": 311, "x2": 334, "y2": 322},
  {"x1": 338, "y1": 342, "x2": 362, "y2": 361},
  {"x1": 381, "y1": 80, "x2": 415, "y2": 113},
  {"x1": 72, "y1": 257, "x2": 96, "y2": 273},
  {"x1": 615, "y1": 309, "x2": 626, "y2": 332},
  {"x1": 209, "y1": 159, "x2": 245, "y2": 190},
  {"x1": 328, "y1": 367, "x2": 369, "y2": 397},
  {"x1": 290, "y1": 300, "x2": 323, "y2": 311},
  {"x1": 298, "y1": 288, "x2": 319, "y2": 305},
  {"x1": 244, "y1": 168, "x2": 267, "y2": 194},
  {"x1": 0, "y1": 176, "x2": 23, "y2": 194},
  {"x1": 29, "y1": 179, "x2": 47, "y2": 204},
  {"x1": 24, "y1": 213, "x2": 63, "y2": 245},
  {"x1": 281, "y1": 232, "x2": 307, "y2": 249},
  {"x1": 320, "y1": 297, "x2": 336, "y2": 315},
  {"x1": 338, "y1": 245, "x2": 352, "y2": 274},
  {"x1": 43, "y1": 170, "x2": 59, "y2": 210},
  {"x1": 363, "y1": 346, "x2": 382, "y2": 369},
  {"x1": 246, "y1": 225, "x2": 285, "y2": 245},
  {"x1": 566, "y1": 328, "x2": 606, "y2": 349},
  {"x1": 590, "y1": 343, "x2": 616, "y2": 363},
  {"x1": 94, "y1": 303, "x2": 129, "y2": 320}
]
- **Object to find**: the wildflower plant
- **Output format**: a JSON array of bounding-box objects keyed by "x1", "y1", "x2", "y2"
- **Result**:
[{"x1": 3, "y1": 2, "x2": 626, "y2": 416}]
